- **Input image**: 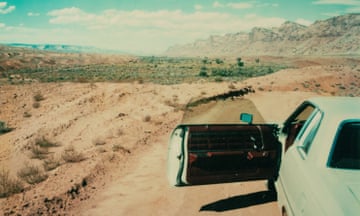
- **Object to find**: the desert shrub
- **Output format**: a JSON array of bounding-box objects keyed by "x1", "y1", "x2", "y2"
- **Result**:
[
  {"x1": 43, "y1": 156, "x2": 61, "y2": 171},
  {"x1": 23, "y1": 111, "x2": 32, "y2": 118},
  {"x1": 143, "y1": 115, "x2": 151, "y2": 122},
  {"x1": 215, "y1": 58, "x2": 224, "y2": 64},
  {"x1": 35, "y1": 136, "x2": 60, "y2": 148},
  {"x1": 302, "y1": 82, "x2": 310, "y2": 88},
  {"x1": 211, "y1": 68, "x2": 234, "y2": 77},
  {"x1": 214, "y1": 77, "x2": 223, "y2": 82},
  {"x1": 61, "y1": 145, "x2": 85, "y2": 163},
  {"x1": 17, "y1": 164, "x2": 48, "y2": 185},
  {"x1": 33, "y1": 92, "x2": 45, "y2": 102},
  {"x1": 0, "y1": 169, "x2": 24, "y2": 198},
  {"x1": 198, "y1": 70, "x2": 208, "y2": 77},
  {"x1": 112, "y1": 144, "x2": 122, "y2": 152},
  {"x1": 30, "y1": 137, "x2": 60, "y2": 159},
  {"x1": 112, "y1": 144, "x2": 131, "y2": 153},
  {"x1": 338, "y1": 85, "x2": 346, "y2": 90},
  {"x1": 0, "y1": 121, "x2": 13, "y2": 134},
  {"x1": 30, "y1": 144, "x2": 49, "y2": 159},
  {"x1": 164, "y1": 98, "x2": 181, "y2": 109},
  {"x1": 237, "y1": 57, "x2": 244, "y2": 67},
  {"x1": 198, "y1": 66, "x2": 208, "y2": 77},
  {"x1": 77, "y1": 77, "x2": 89, "y2": 83},
  {"x1": 202, "y1": 57, "x2": 209, "y2": 64},
  {"x1": 32, "y1": 102, "x2": 40, "y2": 108}
]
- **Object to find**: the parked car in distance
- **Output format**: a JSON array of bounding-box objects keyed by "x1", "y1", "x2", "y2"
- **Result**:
[{"x1": 167, "y1": 97, "x2": 360, "y2": 216}]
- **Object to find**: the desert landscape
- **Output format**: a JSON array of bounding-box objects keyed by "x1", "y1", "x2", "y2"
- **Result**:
[
  {"x1": 0, "y1": 12, "x2": 359, "y2": 215},
  {"x1": 0, "y1": 48, "x2": 359, "y2": 215}
]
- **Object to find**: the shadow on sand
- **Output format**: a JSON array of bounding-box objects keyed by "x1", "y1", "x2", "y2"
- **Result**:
[{"x1": 200, "y1": 190, "x2": 277, "y2": 212}]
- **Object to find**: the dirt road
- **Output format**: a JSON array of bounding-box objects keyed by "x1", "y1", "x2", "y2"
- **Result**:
[{"x1": 76, "y1": 124, "x2": 279, "y2": 216}]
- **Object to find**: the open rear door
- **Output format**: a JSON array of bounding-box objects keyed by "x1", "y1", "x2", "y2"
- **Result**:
[{"x1": 167, "y1": 124, "x2": 281, "y2": 186}]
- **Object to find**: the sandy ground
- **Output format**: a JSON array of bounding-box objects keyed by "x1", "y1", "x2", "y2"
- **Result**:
[{"x1": 0, "y1": 57, "x2": 359, "y2": 215}]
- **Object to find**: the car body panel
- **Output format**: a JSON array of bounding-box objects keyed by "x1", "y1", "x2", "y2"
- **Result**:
[{"x1": 276, "y1": 97, "x2": 360, "y2": 216}]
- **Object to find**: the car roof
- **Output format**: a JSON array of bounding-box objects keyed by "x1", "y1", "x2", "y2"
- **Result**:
[
  {"x1": 305, "y1": 97, "x2": 360, "y2": 167},
  {"x1": 307, "y1": 97, "x2": 360, "y2": 120}
]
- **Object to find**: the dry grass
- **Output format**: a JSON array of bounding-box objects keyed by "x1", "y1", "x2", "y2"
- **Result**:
[
  {"x1": 61, "y1": 145, "x2": 85, "y2": 163},
  {"x1": 23, "y1": 111, "x2": 32, "y2": 118},
  {"x1": 17, "y1": 164, "x2": 48, "y2": 185},
  {"x1": 93, "y1": 137, "x2": 106, "y2": 146},
  {"x1": 96, "y1": 147, "x2": 107, "y2": 153},
  {"x1": 30, "y1": 136, "x2": 60, "y2": 159},
  {"x1": 0, "y1": 169, "x2": 24, "y2": 198},
  {"x1": 43, "y1": 155, "x2": 61, "y2": 171},
  {"x1": 33, "y1": 92, "x2": 45, "y2": 102},
  {"x1": 35, "y1": 136, "x2": 60, "y2": 148},
  {"x1": 32, "y1": 102, "x2": 40, "y2": 109},
  {"x1": 30, "y1": 144, "x2": 49, "y2": 159},
  {"x1": 112, "y1": 144, "x2": 131, "y2": 154}
]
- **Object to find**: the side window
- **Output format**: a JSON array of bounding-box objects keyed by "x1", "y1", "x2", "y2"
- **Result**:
[
  {"x1": 329, "y1": 122, "x2": 360, "y2": 169},
  {"x1": 298, "y1": 110, "x2": 322, "y2": 154},
  {"x1": 283, "y1": 104, "x2": 315, "y2": 151}
]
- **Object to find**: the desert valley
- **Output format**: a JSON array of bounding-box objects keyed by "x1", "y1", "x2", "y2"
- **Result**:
[{"x1": 0, "y1": 14, "x2": 360, "y2": 215}]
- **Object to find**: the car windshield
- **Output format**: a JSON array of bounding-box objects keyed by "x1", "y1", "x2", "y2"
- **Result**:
[{"x1": 330, "y1": 122, "x2": 360, "y2": 169}]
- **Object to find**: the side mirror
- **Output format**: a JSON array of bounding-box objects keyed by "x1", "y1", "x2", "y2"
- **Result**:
[{"x1": 240, "y1": 113, "x2": 253, "y2": 124}]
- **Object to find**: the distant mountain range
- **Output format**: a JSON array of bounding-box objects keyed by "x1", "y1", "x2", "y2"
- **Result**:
[
  {"x1": 164, "y1": 13, "x2": 360, "y2": 57},
  {"x1": 2, "y1": 43, "x2": 128, "y2": 55}
]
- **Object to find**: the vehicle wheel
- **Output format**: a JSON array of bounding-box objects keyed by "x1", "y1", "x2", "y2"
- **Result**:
[{"x1": 282, "y1": 207, "x2": 288, "y2": 216}]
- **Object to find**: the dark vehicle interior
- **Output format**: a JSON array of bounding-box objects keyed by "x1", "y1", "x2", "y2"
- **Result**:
[
  {"x1": 282, "y1": 104, "x2": 315, "y2": 151},
  {"x1": 330, "y1": 122, "x2": 360, "y2": 169},
  {"x1": 185, "y1": 124, "x2": 281, "y2": 185}
]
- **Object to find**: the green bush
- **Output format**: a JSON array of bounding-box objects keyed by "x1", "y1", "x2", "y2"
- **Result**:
[
  {"x1": 212, "y1": 68, "x2": 231, "y2": 77},
  {"x1": 4, "y1": 56, "x2": 287, "y2": 85},
  {"x1": 0, "y1": 121, "x2": 13, "y2": 135},
  {"x1": 198, "y1": 66, "x2": 208, "y2": 77},
  {"x1": 215, "y1": 58, "x2": 224, "y2": 64}
]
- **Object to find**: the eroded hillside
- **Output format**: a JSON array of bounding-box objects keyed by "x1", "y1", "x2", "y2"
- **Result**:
[{"x1": 165, "y1": 14, "x2": 360, "y2": 57}]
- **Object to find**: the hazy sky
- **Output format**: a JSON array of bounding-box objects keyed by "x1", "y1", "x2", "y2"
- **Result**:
[{"x1": 0, "y1": 0, "x2": 359, "y2": 54}]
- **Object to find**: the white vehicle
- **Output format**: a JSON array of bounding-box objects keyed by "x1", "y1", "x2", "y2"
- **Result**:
[{"x1": 167, "y1": 97, "x2": 360, "y2": 216}]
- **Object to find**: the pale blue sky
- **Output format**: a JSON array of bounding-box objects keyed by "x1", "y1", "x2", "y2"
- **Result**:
[{"x1": 0, "y1": 0, "x2": 359, "y2": 54}]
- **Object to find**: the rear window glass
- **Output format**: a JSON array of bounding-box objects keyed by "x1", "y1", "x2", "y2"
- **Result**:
[{"x1": 330, "y1": 122, "x2": 360, "y2": 169}]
